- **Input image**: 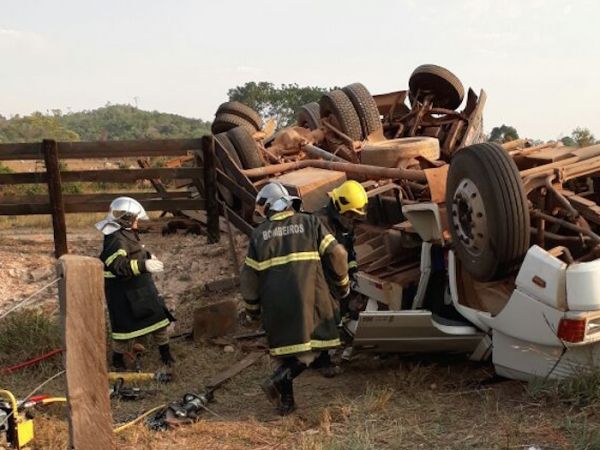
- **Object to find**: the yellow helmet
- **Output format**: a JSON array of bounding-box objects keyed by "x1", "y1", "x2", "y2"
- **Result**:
[{"x1": 330, "y1": 180, "x2": 368, "y2": 216}]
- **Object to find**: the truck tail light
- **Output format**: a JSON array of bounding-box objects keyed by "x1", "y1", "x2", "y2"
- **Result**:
[{"x1": 557, "y1": 318, "x2": 587, "y2": 343}]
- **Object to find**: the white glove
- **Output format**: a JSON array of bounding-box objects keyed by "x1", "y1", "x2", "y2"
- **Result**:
[
  {"x1": 145, "y1": 259, "x2": 164, "y2": 273},
  {"x1": 340, "y1": 283, "x2": 351, "y2": 299}
]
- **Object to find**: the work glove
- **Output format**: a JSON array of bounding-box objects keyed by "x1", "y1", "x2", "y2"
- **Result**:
[{"x1": 145, "y1": 259, "x2": 164, "y2": 273}]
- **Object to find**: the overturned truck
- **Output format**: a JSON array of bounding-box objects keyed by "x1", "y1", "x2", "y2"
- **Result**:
[{"x1": 207, "y1": 64, "x2": 600, "y2": 381}]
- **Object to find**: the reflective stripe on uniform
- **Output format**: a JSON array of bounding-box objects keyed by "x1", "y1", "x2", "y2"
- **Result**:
[
  {"x1": 318, "y1": 234, "x2": 335, "y2": 255},
  {"x1": 245, "y1": 302, "x2": 260, "y2": 311},
  {"x1": 269, "y1": 342, "x2": 312, "y2": 356},
  {"x1": 269, "y1": 338, "x2": 341, "y2": 356},
  {"x1": 105, "y1": 249, "x2": 127, "y2": 266},
  {"x1": 270, "y1": 211, "x2": 294, "y2": 221},
  {"x1": 104, "y1": 271, "x2": 116, "y2": 278},
  {"x1": 310, "y1": 338, "x2": 341, "y2": 348},
  {"x1": 245, "y1": 251, "x2": 320, "y2": 271},
  {"x1": 348, "y1": 260, "x2": 358, "y2": 269},
  {"x1": 130, "y1": 260, "x2": 141, "y2": 276},
  {"x1": 335, "y1": 275, "x2": 349, "y2": 286},
  {"x1": 111, "y1": 319, "x2": 170, "y2": 340}
]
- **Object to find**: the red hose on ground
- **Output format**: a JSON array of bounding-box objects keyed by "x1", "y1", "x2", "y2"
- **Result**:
[{"x1": 0, "y1": 348, "x2": 63, "y2": 374}]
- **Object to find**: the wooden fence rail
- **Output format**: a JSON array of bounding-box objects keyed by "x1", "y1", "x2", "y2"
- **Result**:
[
  {"x1": 0, "y1": 137, "x2": 218, "y2": 256},
  {"x1": 0, "y1": 138, "x2": 201, "y2": 161}
]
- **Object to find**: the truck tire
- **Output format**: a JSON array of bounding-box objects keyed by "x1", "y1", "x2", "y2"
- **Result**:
[
  {"x1": 297, "y1": 102, "x2": 320, "y2": 130},
  {"x1": 227, "y1": 126, "x2": 263, "y2": 169},
  {"x1": 216, "y1": 101, "x2": 263, "y2": 130},
  {"x1": 409, "y1": 64, "x2": 465, "y2": 110},
  {"x1": 361, "y1": 137, "x2": 440, "y2": 167},
  {"x1": 446, "y1": 143, "x2": 530, "y2": 281},
  {"x1": 214, "y1": 132, "x2": 242, "y2": 168},
  {"x1": 212, "y1": 113, "x2": 257, "y2": 135},
  {"x1": 320, "y1": 90, "x2": 363, "y2": 141},
  {"x1": 343, "y1": 83, "x2": 382, "y2": 138}
]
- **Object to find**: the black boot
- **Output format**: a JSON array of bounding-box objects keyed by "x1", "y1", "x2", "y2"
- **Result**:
[
  {"x1": 278, "y1": 378, "x2": 296, "y2": 416},
  {"x1": 261, "y1": 358, "x2": 306, "y2": 411},
  {"x1": 158, "y1": 344, "x2": 175, "y2": 366},
  {"x1": 260, "y1": 366, "x2": 288, "y2": 408},
  {"x1": 111, "y1": 352, "x2": 126, "y2": 371},
  {"x1": 310, "y1": 351, "x2": 340, "y2": 378}
]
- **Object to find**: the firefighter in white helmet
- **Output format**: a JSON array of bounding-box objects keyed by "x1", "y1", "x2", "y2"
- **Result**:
[
  {"x1": 96, "y1": 197, "x2": 175, "y2": 369},
  {"x1": 241, "y1": 182, "x2": 349, "y2": 415}
]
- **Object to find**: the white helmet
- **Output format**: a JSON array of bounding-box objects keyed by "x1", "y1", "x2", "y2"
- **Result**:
[
  {"x1": 255, "y1": 182, "x2": 300, "y2": 215},
  {"x1": 95, "y1": 197, "x2": 149, "y2": 235}
]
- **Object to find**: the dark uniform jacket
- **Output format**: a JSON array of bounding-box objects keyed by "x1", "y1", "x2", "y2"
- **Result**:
[
  {"x1": 240, "y1": 210, "x2": 349, "y2": 356},
  {"x1": 100, "y1": 229, "x2": 170, "y2": 340},
  {"x1": 315, "y1": 200, "x2": 358, "y2": 273}
]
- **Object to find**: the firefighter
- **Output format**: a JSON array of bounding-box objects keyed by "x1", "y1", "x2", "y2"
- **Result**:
[
  {"x1": 316, "y1": 180, "x2": 368, "y2": 274},
  {"x1": 96, "y1": 197, "x2": 175, "y2": 370},
  {"x1": 312, "y1": 179, "x2": 368, "y2": 373},
  {"x1": 240, "y1": 182, "x2": 350, "y2": 415}
]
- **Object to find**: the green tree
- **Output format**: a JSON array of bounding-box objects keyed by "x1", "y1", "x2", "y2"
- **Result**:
[
  {"x1": 570, "y1": 127, "x2": 596, "y2": 147},
  {"x1": 60, "y1": 104, "x2": 211, "y2": 141},
  {"x1": 0, "y1": 105, "x2": 212, "y2": 143},
  {"x1": 561, "y1": 136, "x2": 576, "y2": 147},
  {"x1": 227, "y1": 82, "x2": 330, "y2": 128},
  {"x1": 0, "y1": 112, "x2": 80, "y2": 143},
  {"x1": 489, "y1": 124, "x2": 519, "y2": 143}
]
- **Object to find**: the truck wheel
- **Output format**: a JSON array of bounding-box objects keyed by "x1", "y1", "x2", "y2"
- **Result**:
[
  {"x1": 446, "y1": 143, "x2": 530, "y2": 281},
  {"x1": 343, "y1": 83, "x2": 382, "y2": 138},
  {"x1": 227, "y1": 126, "x2": 263, "y2": 169},
  {"x1": 212, "y1": 113, "x2": 257, "y2": 135},
  {"x1": 216, "y1": 101, "x2": 263, "y2": 130},
  {"x1": 320, "y1": 90, "x2": 363, "y2": 141},
  {"x1": 214, "y1": 132, "x2": 242, "y2": 168},
  {"x1": 361, "y1": 137, "x2": 440, "y2": 167},
  {"x1": 297, "y1": 102, "x2": 320, "y2": 130},
  {"x1": 409, "y1": 64, "x2": 465, "y2": 110}
]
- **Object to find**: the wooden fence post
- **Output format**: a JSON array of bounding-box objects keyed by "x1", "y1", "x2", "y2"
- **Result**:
[
  {"x1": 43, "y1": 139, "x2": 68, "y2": 257},
  {"x1": 202, "y1": 135, "x2": 220, "y2": 243},
  {"x1": 58, "y1": 255, "x2": 114, "y2": 450}
]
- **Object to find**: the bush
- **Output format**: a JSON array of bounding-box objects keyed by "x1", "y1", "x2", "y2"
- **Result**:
[{"x1": 0, "y1": 310, "x2": 62, "y2": 368}]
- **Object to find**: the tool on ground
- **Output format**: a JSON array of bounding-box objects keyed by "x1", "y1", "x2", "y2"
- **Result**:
[
  {"x1": 0, "y1": 389, "x2": 34, "y2": 450},
  {"x1": 0, "y1": 390, "x2": 67, "y2": 449},
  {"x1": 147, "y1": 390, "x2": 214, "y2": 430},
  {"x1": 109, "y1": 379, "x2": 147, "y2": 401},
  {"x1": 107, "y1": 370, "x2": 172, "y2": 384},
  {"x1": 144, "y1": 351, "x2": 265, "y2": 431}
]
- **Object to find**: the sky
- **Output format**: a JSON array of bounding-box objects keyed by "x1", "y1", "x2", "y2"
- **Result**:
[{"x1": 1, "y1": 0, "x2": 599, "y2": 140}]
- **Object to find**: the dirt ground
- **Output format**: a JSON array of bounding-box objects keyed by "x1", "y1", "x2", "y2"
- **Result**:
[{"x1": 0, "y1": 223, "x2": 598, "y2": 450}]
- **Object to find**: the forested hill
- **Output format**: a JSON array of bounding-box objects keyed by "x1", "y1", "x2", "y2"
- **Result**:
[{"x1": 0, "y1": 104, "x2": 212, "y2": 143}]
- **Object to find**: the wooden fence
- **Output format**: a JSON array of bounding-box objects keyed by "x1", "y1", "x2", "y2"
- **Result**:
[{"x1": 0, "y1": 136, "x2": 220, "y2": 256}]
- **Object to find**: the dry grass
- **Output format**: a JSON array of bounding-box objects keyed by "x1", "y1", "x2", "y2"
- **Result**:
[
  {"x1": 4, "y1": 233, "x2": 600, "y2": 449},
  {"x1": 4, "y1": 329, "x2": 600, "y2": 450},
  {"x1": 0, "y1": 208, "x2": 165, "y2": 230},
  {"x1": 0, "y1": 212, "x2": 106, "y2": 230},
  {"x1": 0, "y1": 310, "x2": 62, "y2": 368}
]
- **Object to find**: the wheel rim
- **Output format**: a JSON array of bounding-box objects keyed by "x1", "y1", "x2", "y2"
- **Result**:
[{"x1": 451, "y1": 178, "x2": 487, "y2": 256}]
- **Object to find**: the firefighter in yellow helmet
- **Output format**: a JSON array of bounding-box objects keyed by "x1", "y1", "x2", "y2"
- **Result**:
[{"x1": 312, "y1": 180, "x2": 368, "y2": 376}]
